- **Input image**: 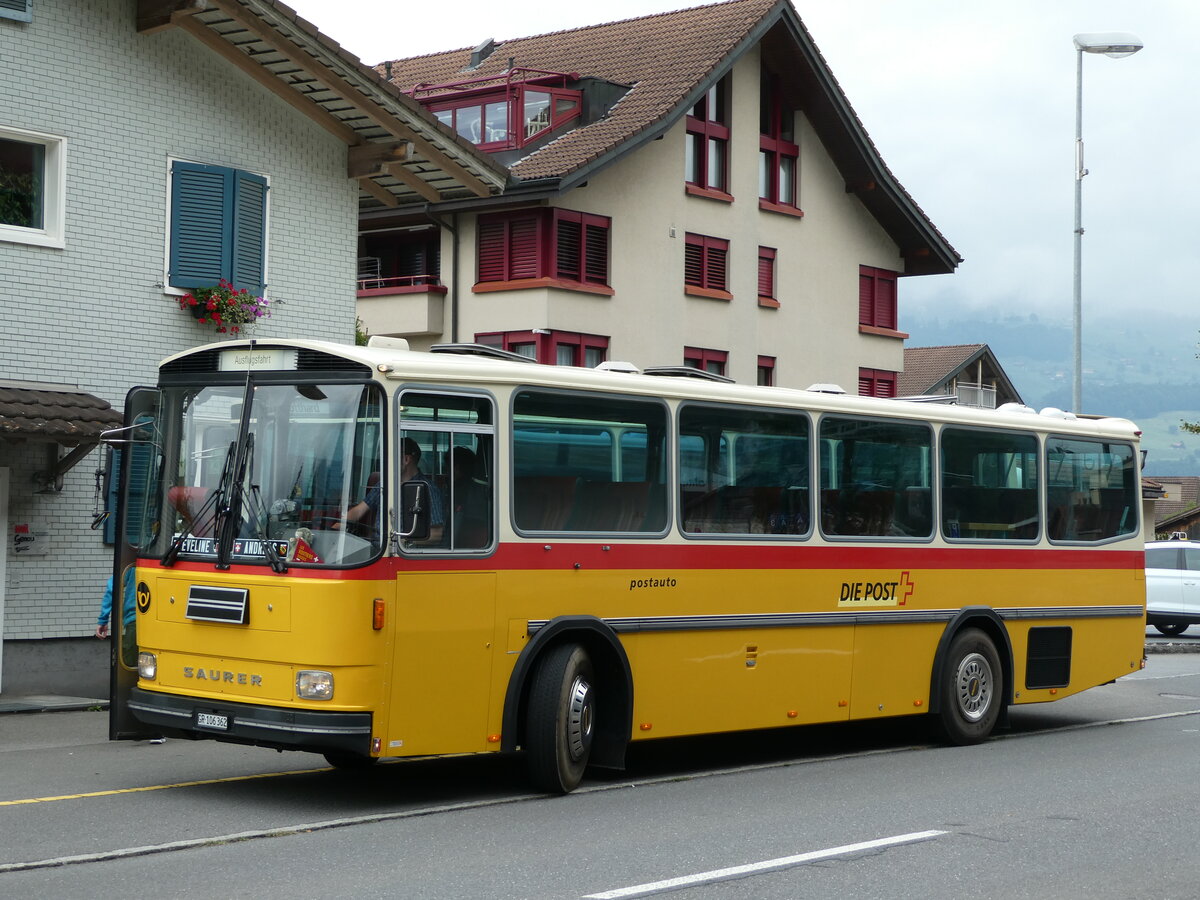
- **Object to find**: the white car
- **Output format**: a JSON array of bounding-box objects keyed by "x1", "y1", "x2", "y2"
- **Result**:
[{"x1": 1145, "y1": 540, "x2": 1200, "y2": 636}]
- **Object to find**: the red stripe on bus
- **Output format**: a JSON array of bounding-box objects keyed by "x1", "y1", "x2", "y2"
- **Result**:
[{"x1": 147, "y1": 544, "x2": 1142, "y2": 579}]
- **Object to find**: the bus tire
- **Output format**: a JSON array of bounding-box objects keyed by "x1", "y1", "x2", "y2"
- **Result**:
[
  {"x1": 525, "y1": 643, "x2": 595, "y2": 793},
  {"x1": 323, "y1": 752, "x2": 378, "y2": 770},
  {"x1": 936, "y1": 628, "x2": 1002, "y2": 745}
]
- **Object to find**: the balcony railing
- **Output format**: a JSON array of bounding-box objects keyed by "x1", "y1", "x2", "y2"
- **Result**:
[
  {"x1": 955, "y1": 383, "x2": 997, "y2": 409},
  {"x1": 356, "y1": 274, "x2": 442, "y2": 293}
]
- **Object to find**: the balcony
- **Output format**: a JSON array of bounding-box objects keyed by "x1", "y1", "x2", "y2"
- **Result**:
[
  {"x1": 356, "y1": 274, "x2": 447, "y2": 337},
  {"x1": 955, "y1": 383, "x2": 997, "y2": 409}
]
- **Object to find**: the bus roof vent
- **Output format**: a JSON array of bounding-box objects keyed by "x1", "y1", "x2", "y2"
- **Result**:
[
  {"x1": 595, "y1": 360, "x2": 641, "y2": 375},
  {"x1": 997, "y1": 402, "x2": 1037, "y2": 415},
  {"x1": 367, "y1": 336, "x2": 410, "y2": 351},
  {"x1": 1039, "y1": 407, "x2": 1078, "y2": 420},
  {"x1": 429, "y1": 343, "x2": 539, "y2": 364},
  {"x1": 643, "y1": 366, "x2": 735, "y2": 383},
  {"x1": 805, "y1": 383, "x2": 846, "y2": 394}
]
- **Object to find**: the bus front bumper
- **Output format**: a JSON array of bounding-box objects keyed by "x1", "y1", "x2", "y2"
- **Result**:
[{"x1": 128, "y1": 687, "x2": 372, "y2": 756}]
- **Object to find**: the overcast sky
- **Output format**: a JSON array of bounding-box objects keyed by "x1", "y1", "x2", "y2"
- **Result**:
[{"x1": 288, "y1": 0, "x2": 1194, "y2": 324}]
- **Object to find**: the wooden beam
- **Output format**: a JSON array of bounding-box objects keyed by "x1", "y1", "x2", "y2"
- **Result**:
[
  {"x1": 384, "y1": 163, "x2": 441, "y2": 203},
  {"x1": 358, "y1": 178, "x2": 400, "y2": 208},
  {"x1": 136, "y1": 0, "x2": 205, "y2": 35},
  {"x1": 206, "y1": 0, "x2": 496, "y2": 197},
  {"x1": 348, "y1": 141, "x2": 410, "y2": 178},
  {"x1": 175, "y1": 15, "x2": 361, "y2": 146}
]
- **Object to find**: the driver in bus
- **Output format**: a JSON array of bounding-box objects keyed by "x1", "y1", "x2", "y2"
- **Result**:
[{"x1": 339, "y1": 437, "x2": 443, "y2": 543}]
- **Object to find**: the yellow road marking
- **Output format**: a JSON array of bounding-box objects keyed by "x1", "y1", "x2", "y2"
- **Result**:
[{"x1": 0, "y1": 766, "x2": 330, "y2": 806}]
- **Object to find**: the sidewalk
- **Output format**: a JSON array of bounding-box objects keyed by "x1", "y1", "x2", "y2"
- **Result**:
[{"x1": 0, "y1": 694, "x2": 107, "y2": 714}]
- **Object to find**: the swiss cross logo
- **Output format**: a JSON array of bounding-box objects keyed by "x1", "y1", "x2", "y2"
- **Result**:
[{"x1": 899, "y1": 571, "x2": 916, "y2": 605}]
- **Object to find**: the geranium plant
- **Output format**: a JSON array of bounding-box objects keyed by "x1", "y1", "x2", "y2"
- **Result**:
[{"x1": 178, "y1": 280, "x2": 270, "y2": 334}]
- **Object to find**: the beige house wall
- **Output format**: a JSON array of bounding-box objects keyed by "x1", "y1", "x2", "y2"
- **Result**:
[{"x1": 386, "y1": 49, "x2": 910, "y2": 389}]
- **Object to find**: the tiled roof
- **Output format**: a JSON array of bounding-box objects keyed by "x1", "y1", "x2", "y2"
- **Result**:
[
  {"x1": 383, "y1": 0, "x2": 776, "y2": 181},
  {"x1": 899, "y1": 345, "x2": 986, "y2": 396},
  {"x1": 379, "y1": 0, "x2": 960, "y2": 274},
  {"x1": 0, "y1": 384, "x2": 123, "y2": 445},
  {"x1": 1153, "y1": 475, "x2": 1200, "y2": 526}
]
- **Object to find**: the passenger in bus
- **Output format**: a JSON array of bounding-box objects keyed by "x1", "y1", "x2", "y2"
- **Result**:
[
  {"x1": 339, "y1": 438, "x2": 443, "y2": 543},
  {"x1": 450, "y1": 446, "x2": 489, "y2": 547}
]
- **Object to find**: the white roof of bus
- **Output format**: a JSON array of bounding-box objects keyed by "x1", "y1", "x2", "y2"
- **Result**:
[{"x1": 168, "y1": 338, "x2": 1141, "y2": 442}]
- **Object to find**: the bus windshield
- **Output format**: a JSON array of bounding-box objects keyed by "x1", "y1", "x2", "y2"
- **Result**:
[{"x1": 159, "y1": 381, "x2": 383, "y2": 567}]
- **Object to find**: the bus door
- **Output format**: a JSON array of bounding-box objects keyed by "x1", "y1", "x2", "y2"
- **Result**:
[
  {"x1": 387, "y1": 390, "x2": 498, "y2": 754},
  {"x1": 108, "y1": 387, "x2": 164, "y2": 740}
]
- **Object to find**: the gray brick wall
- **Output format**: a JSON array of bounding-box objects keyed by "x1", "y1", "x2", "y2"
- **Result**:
[{"x1": 1, "y1": 0, "x2": 358, "y2": 643}]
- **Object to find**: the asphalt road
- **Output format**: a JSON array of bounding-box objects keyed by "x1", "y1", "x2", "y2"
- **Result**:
[{"x1": 3, "y1": 653, "x2": 1200, "y2": 899}]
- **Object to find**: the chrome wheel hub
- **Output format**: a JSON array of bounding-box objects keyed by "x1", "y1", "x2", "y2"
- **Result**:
[
  {"x1": 567, "y1": 675, "x2": 593, "y2": 761},
  {"x1": 955, "y1": 651, "x2": 992, "y2": 722}
]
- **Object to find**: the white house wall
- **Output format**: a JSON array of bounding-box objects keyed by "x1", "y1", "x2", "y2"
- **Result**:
[
  {"x1": 433, "y1": 50, "x2": 906, "y2": 388},
  {"x1": 1, "y1": 0, "x2": 358, "y2": 647}
]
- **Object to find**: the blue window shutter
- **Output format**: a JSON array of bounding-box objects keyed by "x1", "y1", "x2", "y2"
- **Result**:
[
  {"x1": 0, "y1": 0, "x2": 33, "y2": 23},
  {"x1": 104, "y1": 447, "x2": 120, "y2": 545},
  {"x1": 231, "y1": 171, "x2": 267, "y2": 294},
  {"x1": 169, "y1": 161, "x2": 232, "y2": 289}
]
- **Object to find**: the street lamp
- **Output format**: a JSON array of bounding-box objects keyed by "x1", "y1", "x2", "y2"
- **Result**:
[{"x1": 1072, "y1": 32, "x2": 1143, "y2": 413}]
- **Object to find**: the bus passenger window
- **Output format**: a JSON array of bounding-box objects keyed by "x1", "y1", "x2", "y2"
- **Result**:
[
  {"x1": 678, "y1": 404, "x2": 810, "y2": 537},
  {"x1": 512, "y1": 390, "x2": 668, "y2": 534},
  {"x1": 940, "y1": 428, "x2": 1039, "y2": 541},
  {"x1": 819, "y1": 416, "x2": 932, "y2": 539},
  {"x1": 397, "y1": 391, "x2": 496, "y2": 553},
  {"x1": 1046, "y1": 438, "x2": 1137, "y2": 542}
]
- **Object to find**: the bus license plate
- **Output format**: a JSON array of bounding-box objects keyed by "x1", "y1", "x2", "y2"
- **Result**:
[{"x1": 196, "y1": 712, "x2": 229, "y2": 730}]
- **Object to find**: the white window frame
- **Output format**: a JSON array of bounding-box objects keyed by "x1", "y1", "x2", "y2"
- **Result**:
[{"x1": 0, "y1": 124, "x2": 66, "y2": 249}]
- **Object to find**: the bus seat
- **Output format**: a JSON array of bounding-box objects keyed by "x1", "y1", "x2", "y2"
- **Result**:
[
  {"x1": 514, "y1": 476, "x2": 577, "y2": 531},
  {"x1": 566, "y1": 481, "x2": 649, "y2": 532}
]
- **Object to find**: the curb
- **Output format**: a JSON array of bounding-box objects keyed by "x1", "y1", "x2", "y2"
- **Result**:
[{"x1": 1145, "y1": 641, "x2": 1200, "y2": 654}]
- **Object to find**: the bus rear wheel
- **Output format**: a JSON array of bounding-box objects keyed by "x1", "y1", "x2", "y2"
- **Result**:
[
  {"x1": 936, "y1": 628, "x2": 1002, "y2": 745},
  {"x1": 525, "y1": 643, "x2": 595, "y2": 793}
]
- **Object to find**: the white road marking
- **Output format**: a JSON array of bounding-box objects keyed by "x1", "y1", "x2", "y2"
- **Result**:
[
  {"x1": 582, "y1": 830, "x2": 948, "y2": 899},
  {"x1": 5, "y1": 708, "x2": 1198, "y2": 874}
]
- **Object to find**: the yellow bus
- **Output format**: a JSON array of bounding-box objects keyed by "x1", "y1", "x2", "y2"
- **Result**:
[{"x1": 108, "y1": 338, "x2": 1146, "y2": 792}]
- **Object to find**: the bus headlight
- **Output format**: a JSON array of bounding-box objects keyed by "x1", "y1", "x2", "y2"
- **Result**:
[
  {"x1": 138, "y1": 652, "x2": 157, "y2": 680},
  {"x1": 296, "y1": 670, "x2": 334, "y2": 700}
]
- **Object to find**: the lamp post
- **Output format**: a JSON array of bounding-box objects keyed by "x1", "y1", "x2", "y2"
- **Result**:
[{"x1": 1072, "y1": 32, "x2": 1142, "y2": 413}]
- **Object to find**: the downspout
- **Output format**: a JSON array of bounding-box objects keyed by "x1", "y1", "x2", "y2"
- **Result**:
[{"x1": 424, "y1": 206, "x2": 460, "y2": 343}]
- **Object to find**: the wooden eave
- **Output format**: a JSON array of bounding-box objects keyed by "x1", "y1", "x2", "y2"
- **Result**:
[{"x1": 136, "y1": 0, "x2": 508, "y2": 210}]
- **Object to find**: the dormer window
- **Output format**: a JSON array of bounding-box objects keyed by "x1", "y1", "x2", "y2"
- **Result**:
[{"x1": 413, "y1": 69, "x2": 582, "y2": 151}]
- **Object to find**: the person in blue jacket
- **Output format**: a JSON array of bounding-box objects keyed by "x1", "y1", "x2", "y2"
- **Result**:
[{"x1": 95, "y1": 574, "x2": 135, "y2": 639}]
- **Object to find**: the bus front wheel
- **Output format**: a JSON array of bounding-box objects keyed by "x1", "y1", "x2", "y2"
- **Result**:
[
  {"x1": 936, "y1": 628, "x2": 1002, "y2": 745},
  {"x1": 525, "y1": 643, "x2": 595, "y2": 793}
]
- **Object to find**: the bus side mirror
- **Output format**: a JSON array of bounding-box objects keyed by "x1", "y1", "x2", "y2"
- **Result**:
[{"x1": 399, "y1": 481, "x2": 430, "y2": 542}]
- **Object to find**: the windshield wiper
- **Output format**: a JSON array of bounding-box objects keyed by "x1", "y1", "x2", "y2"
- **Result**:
[
  {"x1": 248, "y1": 480, "x2": 288, "y2": 573},
  {"x1": 161, "y1": 441, "x2": 234, "y2": 567}
]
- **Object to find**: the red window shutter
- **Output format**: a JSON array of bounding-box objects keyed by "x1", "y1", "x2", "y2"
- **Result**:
[
  {"x1": 684, "y1": 240, "x2": 703, "y2": 287},
  {"x1": 583, "y1": 222, "x2": 608, "y2": 284},
  {"x1": 758, "y1": 247, "x2": 775, "y2": 298},
  {"x1": 477, "y1": 221, "x2": 507, "y2": 282},
  {"x1": 708, "y1": 243, "x2": 727, "y2": 291},
  {"x1": 555, "y1": 217, "x2": 582, "y2": 280},
  {"x1": 876, "y1": 274, "x2": 896, "y2": 330},
  {"x1": 859, "y1": 272, "x2": 874, "y2": 325},
  {"x1": 508, "y1": 216, "x2": 540, "y2": 280},
  {"x1": 877, "y1": 373, "x2": 897, "y2": 397}
]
